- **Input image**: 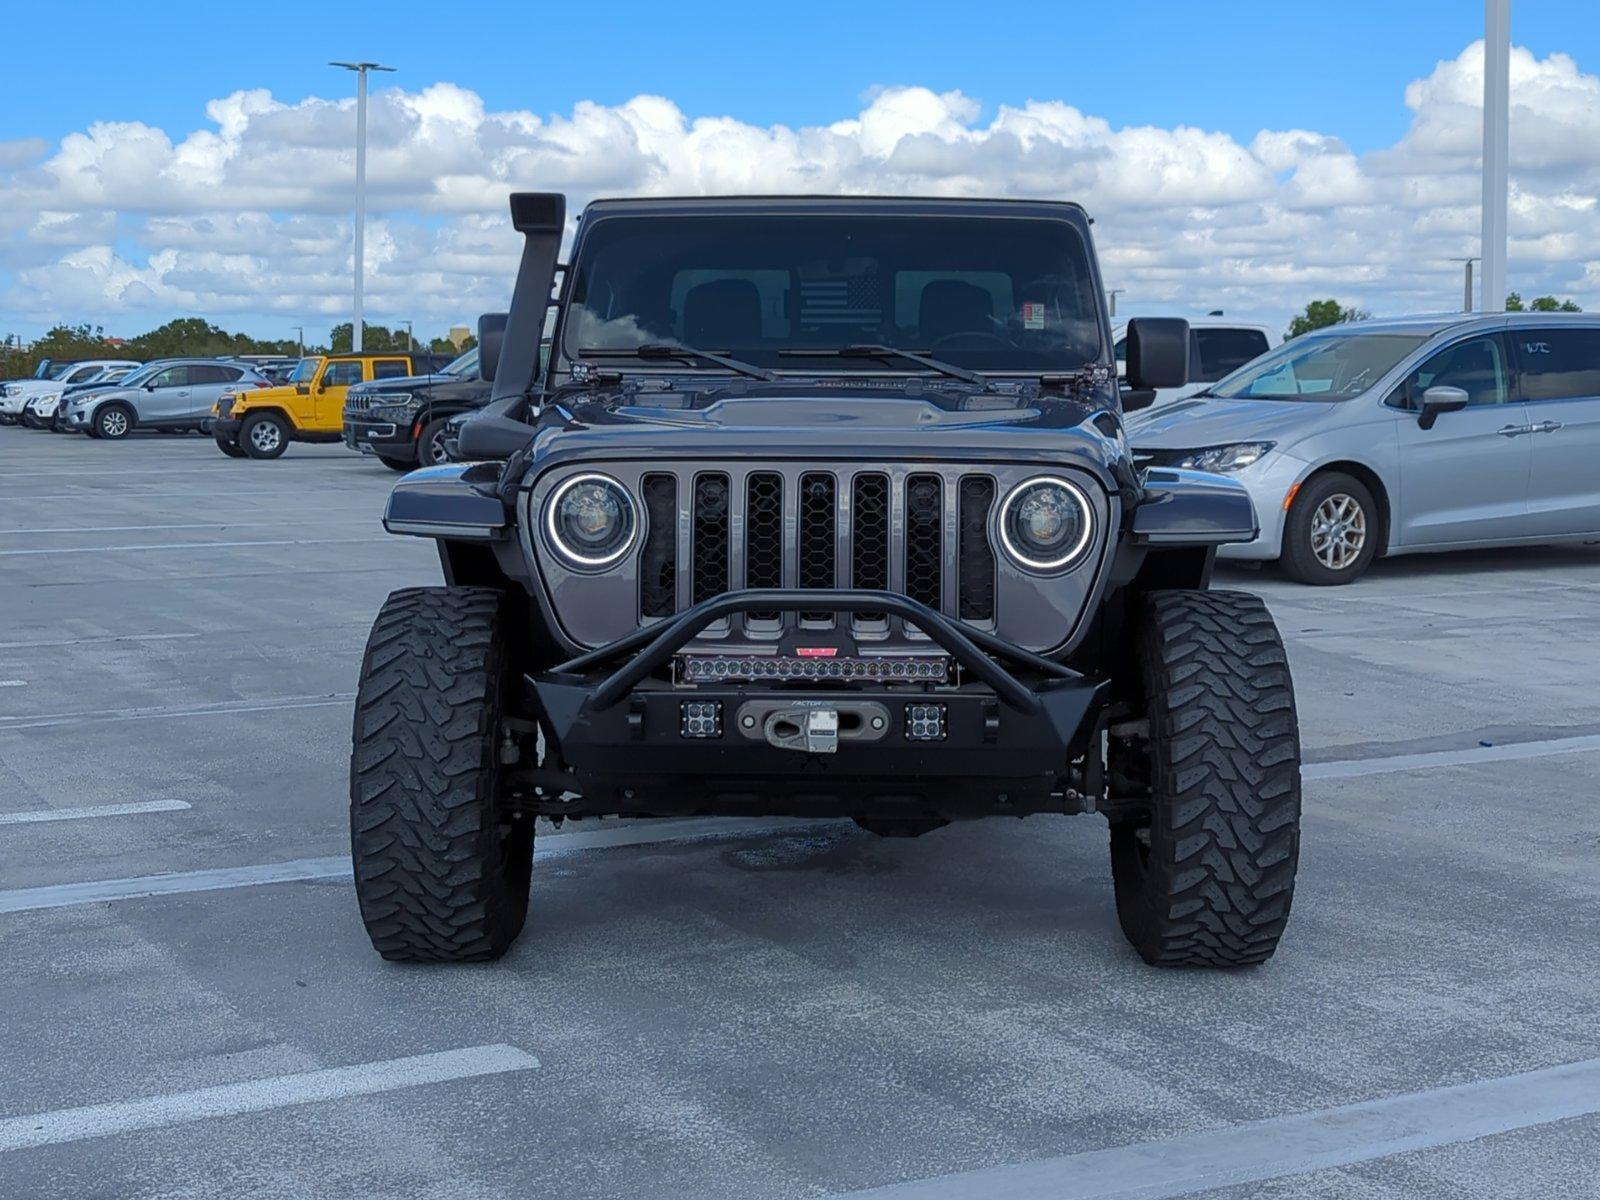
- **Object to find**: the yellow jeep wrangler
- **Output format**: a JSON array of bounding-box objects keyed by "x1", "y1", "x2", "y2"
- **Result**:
[{"x1": 211, "y1": 351, "x2": 448, "y2": 459}]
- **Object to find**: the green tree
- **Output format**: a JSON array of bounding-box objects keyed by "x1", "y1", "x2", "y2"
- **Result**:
[
  {"x1": 428, "y1": 334, "x2": 476, "y2": 354},
  {"x1": 1285, "y1": 300, "x2": 1370, "y2": 340},
  {"x1": 327, "y1": 322, "x2": 413, "y2": 352},
  {"x1": 1507, "y1": 293, "x2": 1581, "y2": 313}
]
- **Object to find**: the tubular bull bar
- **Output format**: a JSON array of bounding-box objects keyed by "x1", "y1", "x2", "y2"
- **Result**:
[{"x1": 522, "y1": 590, "x2": 1109, "y2": 818}]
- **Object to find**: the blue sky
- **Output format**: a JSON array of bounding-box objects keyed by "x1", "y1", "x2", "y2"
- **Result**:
[
  {"x1": 6, "y1": 0, "x2": 1595, "y2": 154},
  {"x1": 4, "y1": 0, "x2": 1600, "y2": 341}
]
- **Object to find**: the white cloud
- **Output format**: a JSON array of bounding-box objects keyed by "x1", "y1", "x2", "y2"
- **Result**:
[{"x1": 2, "y1": 39, "x2": 1599, "y2": 335}]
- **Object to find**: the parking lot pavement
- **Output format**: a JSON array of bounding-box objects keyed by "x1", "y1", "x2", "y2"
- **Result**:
[{"x1": 2, "y1": 425, "x2": 1598, "y2": 1199}]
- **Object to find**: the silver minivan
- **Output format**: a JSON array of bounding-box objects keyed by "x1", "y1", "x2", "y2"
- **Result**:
[{"x1": 1126, "y1": 313, "x2": 1600, "y2": 583}]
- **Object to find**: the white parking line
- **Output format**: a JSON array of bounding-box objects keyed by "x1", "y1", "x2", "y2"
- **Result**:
[
  {"x1": 1304, "y1": 734, "x2": 1600, "y2": 780},
  {"x1": 0, "y1": 633, "x2": 200, "y2": 650},
  {"x1": 0, "y1": 537, "x2": 378, "y2": 557},
  {"x1": 0, "y1": 693, "x2": 356, "y2": 732},
  {"x1": 842, "y1": 1056, "x2": 1600, "y2": 1199},
  {"x1": 0, "y1": 818, "x2": 845, "y2": 914},
  {"x1": 0, "y1": 800, "x2": 192, "y2": 826},
  {"x1": 0, "y1": 521, "x2": 372, "y2": 535},
  {"x1": 0, "y1": 1044, "x2": 539, "y2": 1154}
]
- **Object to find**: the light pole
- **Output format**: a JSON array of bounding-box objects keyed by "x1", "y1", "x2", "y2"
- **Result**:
[
  {"x1": 403, "y1": 320, "x2": 414, "y2": 351},
  {"x1": 292, "y1": 325, "x2": 305, "y2": 356},
  {"x1": 330, "y1": 61, "x2": 395, "y2": 352},
  {"x1": 1106, "y1": 289, "x2": 1125, "y2": 319},
  {"x1": 1480, "y1": 0, "x2": 1509, "y2": 312},
  {"x1": 1451, "y1": 257, "x2": 1480, "y2": 312}
]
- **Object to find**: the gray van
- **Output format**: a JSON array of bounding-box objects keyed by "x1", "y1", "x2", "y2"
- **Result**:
[
  {"x1": 60, "y1": 359, "x2": 270, "y2": 439},
  {"x1": 1126, "y1": 313, "x2": 1600, "y2": 583}
]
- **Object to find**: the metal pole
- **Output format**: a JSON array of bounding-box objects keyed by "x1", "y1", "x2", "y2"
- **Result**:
[
  {"x1": 292, "y1": 325, "x2": 305, "y2": 355},
  {"x1": 1480, "y1": 0, "x2": 1510, "y2": 312},
  {"x1": 353, "y1": 67, "x2": 367, "y2": 353},
  {"x1": 403, "y1": 320, "x2": 413, "y2": 351},
  {"x1": 331, "y1": 62, "x2": 394, "y2": 354},
  {"x1": 1106, "y1": 289, "x2": 1125, "y2": 319},
  {"x1": 1451, "y1": 258, "x2": 1479, "y2": 312}
]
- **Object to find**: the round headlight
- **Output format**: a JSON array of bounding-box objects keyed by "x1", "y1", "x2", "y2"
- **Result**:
[
  {"x1": 544, "y1": 474, "x2": 637, "y2": 568},
  {"x1": 997, "y1": 476, "x2": 1094, "y2": 571}
]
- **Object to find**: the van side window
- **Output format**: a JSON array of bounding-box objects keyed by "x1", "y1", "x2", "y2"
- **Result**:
[
  {"x1": 1390, "y1": 336, "x2": 1509, "y2": 409},
  {"x1": 1515, "y1": 329, "x2": 1600, "y2": 402},
  {"x1": 1192, "y1": 328, "x2": 1270, "y2": 383}
]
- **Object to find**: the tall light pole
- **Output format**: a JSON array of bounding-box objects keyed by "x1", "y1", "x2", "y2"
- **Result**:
[
  {"x1": 1480, "y1": 0, "x2": 1510, "y2": 312},
  {"x1": 1106, "y1": 289, "x2": 1125, "y2": 319},
  {"x1": 1451, "y1": 257, "x2": 1480, "y2": 312},
  {"x1": 403, "y1": 320, "x2": 414, "y2": 351},
  {"x1": 292, "y1": 325, "x2": 305, "y2": 355},
  {"x1": 330, "y1": 61, "x2": 395, "y2": 352}
]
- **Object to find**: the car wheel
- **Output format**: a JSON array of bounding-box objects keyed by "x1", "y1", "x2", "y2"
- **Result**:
[
  {"x1": 350, "y1": 587, "x2": 533, "y2": 962},
  {"x1": 214, "y1": 436, "x2": 247, "y2": 459},
  {"x1": 1107, "y1": 589, "x2": 1301, "y2": 968},
  {"x1": 240, "y1": 412, "x2": 290, "y2": 459},
  {"x1": 1280, "y1": 472, "x2": 1378, "y2": 585},
  {"x1": 376, "y1": 454, "x2": 413, "y2": 472},
  {"x1": 94, "y1": 405, "x2": 134, "y2": 440},
  {"x1": 417, "y1": 416, "x2": 453, "y2": 466}
]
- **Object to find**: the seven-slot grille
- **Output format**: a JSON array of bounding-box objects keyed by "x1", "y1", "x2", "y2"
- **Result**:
[{"x1": 634, "y1": 466, "x2": 999, "y2": 634}]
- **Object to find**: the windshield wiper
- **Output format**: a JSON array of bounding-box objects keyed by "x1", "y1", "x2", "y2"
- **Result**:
[
  {"x1": 778, "y1": 344, "x2": 987, "y2": 387},
  {"x1": 580, "y1": 342, "x2": 773, "y2": 381}
]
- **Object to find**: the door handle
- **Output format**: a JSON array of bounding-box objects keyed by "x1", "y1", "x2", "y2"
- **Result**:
[
  {"x1": 1496, "y1": 424, "x2": 1528, "y2": 437},
  {"x1": 1533, "y1": 420, "x2": 1564, "y2": 434}
]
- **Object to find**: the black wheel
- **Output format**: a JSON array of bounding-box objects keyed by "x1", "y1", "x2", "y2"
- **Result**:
[
  {"x1": 1280, "y1": 472, "x2": 1378, "y2": 585},
  {"x1": 214, "y1": 436, "x2": 247, "y2": 459},
  {"x1": 416, "y1": 416, "x2": 454, "y2": 466},
  {"x1": 1108, "y1": 590, "x2": 1301, "y2": 968},
  {"x1": 93, "y1": 404, "x2": 134, "y2": 440},
  {"x1": 350, "y1": 587, "x2": 533, "y2": 962},
  {"x1": 376, "y1": 454, "x2": 413, "y2": 472},
  {"x1": 240, "y1": 412, "x2": 289, "y2": 459}
]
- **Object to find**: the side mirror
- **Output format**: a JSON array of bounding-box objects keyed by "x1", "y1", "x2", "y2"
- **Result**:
[
  {"x1": 1418, "y1": 385, "x2": 1469, "y2": 430},
  {"x1": 295, "y1": 384, "x2": 310, "y2": 395},
  {"x1": 1124, "y1": 318, "x2": 1190, "y2": 391},
  {"x1": 145, "y1": 382, "x2": 158, "y2": 391},
  {"x1": 478, "y1": 312, "x2": 508, "y2": 383}
]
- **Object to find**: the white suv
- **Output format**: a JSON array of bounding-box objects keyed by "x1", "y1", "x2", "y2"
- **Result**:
[
  {"x1": 0, "y1": 359, "x2": 141, "y2": 425},
  {"x1": 1114, "y1": 319, "x2": 1276, "y2": 411}
]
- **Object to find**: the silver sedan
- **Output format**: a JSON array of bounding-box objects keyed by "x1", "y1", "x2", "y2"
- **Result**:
[{"x1": 1126, "y1": 312, "x2": 1600, "y2": 584}]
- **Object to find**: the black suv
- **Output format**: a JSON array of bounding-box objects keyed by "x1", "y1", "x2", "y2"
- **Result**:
[
  {"x1": 350, "y1": 193, "x2": 1303, "y2": 970},
  {"x1": 342, "y1": 347, "x2": 491, "y2": 470}
]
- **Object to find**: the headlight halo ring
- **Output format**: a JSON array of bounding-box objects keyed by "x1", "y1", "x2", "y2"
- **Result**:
[
  {"x1": 543, "y1": 471, "x2": 639, "y2": 570},
  {"x1": 996, "y1": 474, "x2": 1095, "y2": 573}
]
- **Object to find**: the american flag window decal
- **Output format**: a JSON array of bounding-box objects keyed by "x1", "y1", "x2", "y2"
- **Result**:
[{"x1": 799, "y1": 272, "x2": 882, "y2": 330}]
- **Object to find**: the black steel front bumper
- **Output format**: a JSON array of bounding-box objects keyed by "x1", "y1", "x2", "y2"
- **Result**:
[
  {"x1": 523, "y1": 589, "x2": 1108, "y2": 820},
  {"x1": 343, "y1": 416, "x2": 413, "y2": 457}
]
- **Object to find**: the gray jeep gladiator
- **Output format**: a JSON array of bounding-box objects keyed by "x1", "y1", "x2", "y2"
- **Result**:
[{"x1": 350, "y1": 193, "x2": 1302, "y2": 969}]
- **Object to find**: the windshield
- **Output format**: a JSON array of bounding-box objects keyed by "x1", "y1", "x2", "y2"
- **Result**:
[
  {"x1": 289, "y1": 357, "x2": 323, "y2": 383},
  {"x1": 564, "y1": 213, "x2": 1103, "y2": 374},
  {"x1": 441, "y1": 348, "x2": 478, "y2": 377},
  {"x1": 1210, "y1": 332, "x2": 1429, "y2": 400},
  {"x1": 117, "y1": 362, "x2": 164, "y2": 387},
  {"x1": 46, "y1": 362, "x2": 76, "y2": 380}
]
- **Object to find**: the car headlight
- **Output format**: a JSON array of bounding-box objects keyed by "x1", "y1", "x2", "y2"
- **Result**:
[
  {"x1": 1, "y1": 385, "x2": 18, "y2": 397},
  {"x1": 1176, "y1": 443, "x2": 1274, "y2": 473},
  {"x1": 544, "y1": 474, "x2": 637, "y2": 568},
  {"x1": 997, "y1": 476, "x2": 1094, "y2": 572}
]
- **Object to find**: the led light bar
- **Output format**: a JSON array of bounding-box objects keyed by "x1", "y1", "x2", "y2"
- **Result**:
[{"x1": 676, "y1": 654, "x2": 952, "y2": 685}]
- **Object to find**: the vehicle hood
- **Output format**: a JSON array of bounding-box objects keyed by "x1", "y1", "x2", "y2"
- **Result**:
[
  {"x1": 524, "y1": 384, "x2": 1128, "y2": 484},
  {"x1": 70, "y1": 384, "x2": 141, "y2": 405},
  {"x1": 1125, "y1": 395, "x2": 1339, "y2": 450},
  {"x1": 351, "y1": 372, "x2": 452, "y2": 393}
]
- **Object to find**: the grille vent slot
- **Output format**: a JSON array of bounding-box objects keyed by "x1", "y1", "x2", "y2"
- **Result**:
[
  {"x1": 958, "y1": 476, "x2": 997, "y2": 621},
  {"x1": 691, "y1": 473, "x2": 731, "y2": 606},
  {"x1": 640, "y1": 473, "x2": 678, "y2": 618}
]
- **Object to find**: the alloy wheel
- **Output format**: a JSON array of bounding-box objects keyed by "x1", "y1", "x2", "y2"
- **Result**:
[
  {"x1": 101, "y1": 410, "x2": 129, "y2": 438},
  {"x1": 249, "y1": 421, "x2": 282, "y2": 454},
  {"x1": 1310, "y1": 493, "x2": 1367, "y2": 571}
]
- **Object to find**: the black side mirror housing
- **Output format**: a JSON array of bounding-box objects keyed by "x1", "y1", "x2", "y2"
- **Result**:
[
  {"x1": 1418, "y1": 385, "x2": 1469, "y2": 430},
  {"x1": 478, "y1": 312, "x2": 509, "y2": 383},
  {"x1": 1124, "y1": 318, "x2": 1191, "y2": 391}
]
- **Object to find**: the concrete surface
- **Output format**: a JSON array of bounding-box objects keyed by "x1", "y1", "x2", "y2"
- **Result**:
[{"x1": 1, "y1": 427, "x2": 1598, "y2": 1199}]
